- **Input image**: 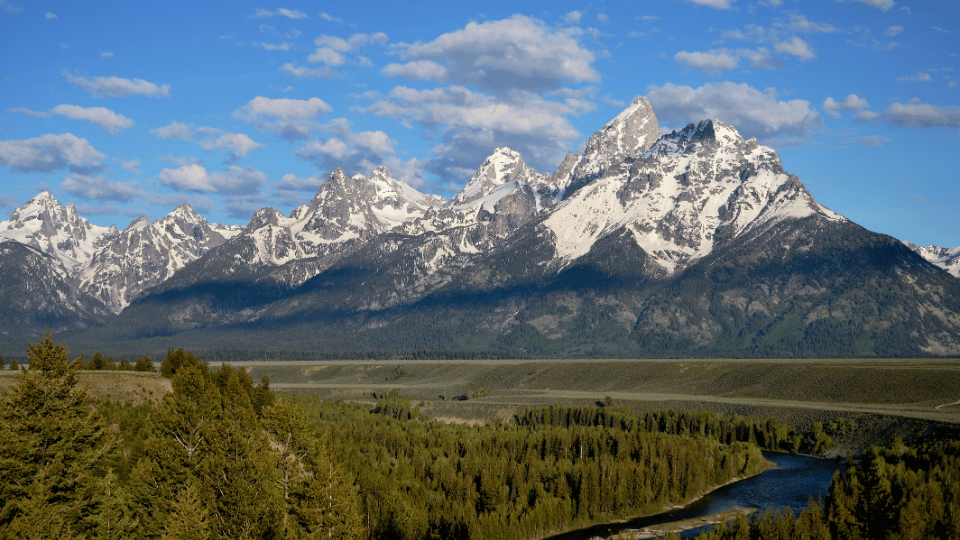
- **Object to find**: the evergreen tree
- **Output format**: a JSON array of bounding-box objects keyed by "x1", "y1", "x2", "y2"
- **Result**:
[
  {"x1": 160, "y1": 479, "x2": 211, "y2": 540},
  {"x1": 87, "y1": 469, "x2": 136, "y2": 540},
  {"x1": 0, "y1": 330, "x2": 114, "y2": 536},
  {"x1": 7, "y1": 358, "x2": 17, "y2": 370},
  {"x1": 134, "y1": 355, "x2": 155, "y2": 372}
]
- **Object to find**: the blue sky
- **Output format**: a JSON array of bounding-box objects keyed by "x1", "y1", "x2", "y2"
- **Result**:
[{"x1": 1, "y1": 0, "x2": 958, "y2": 247}]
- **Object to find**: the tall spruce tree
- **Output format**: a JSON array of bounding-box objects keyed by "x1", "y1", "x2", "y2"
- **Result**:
[{"x1": 0, "y1": 330, "x2": 114, "y2": 537}]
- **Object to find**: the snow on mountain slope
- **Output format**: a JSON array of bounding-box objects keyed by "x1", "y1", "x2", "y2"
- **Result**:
[
  {"x1": 544, "y1": 119, "x2": 844, "y2": 275},
  {"x1": 558, "y1": 96, "x2": 662, "y2": 197},
  {"x1": 79, "y1": 203, "x2": 238, "y2": 312},
  {"x1": 0, "y1": 191, "x2": 118, "y2": 272},
  {"x1": 905, "y1": 243, "x2": 960, "y2": 278}
]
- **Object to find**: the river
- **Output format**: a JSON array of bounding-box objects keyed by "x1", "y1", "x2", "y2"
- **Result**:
[{"x1": 546, "y1": 451, "x2": 844, "y2": 540}]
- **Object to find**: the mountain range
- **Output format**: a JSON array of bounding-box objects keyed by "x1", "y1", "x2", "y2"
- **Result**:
[{"x1": 1, "y1": 97, "x2": 958, "y2": 358}]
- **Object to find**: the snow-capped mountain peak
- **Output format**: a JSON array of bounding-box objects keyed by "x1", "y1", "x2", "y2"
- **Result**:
[
  {"x1": 906, "y1": 242, "x2": 960, "y2": 278},
  {"x1": 560, "y1": 96, "x2": 661, "y2": 197},
  {"x1": 544, "y1": 115, "x2": 843, "y2": 275},
  {"x1": 0, "y1": 191, "x2": 118, "y2": 272}
]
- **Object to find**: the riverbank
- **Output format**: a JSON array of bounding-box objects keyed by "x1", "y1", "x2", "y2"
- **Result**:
[{"x1": 617, "y1": 508, "x2": 757, "y2": 539}]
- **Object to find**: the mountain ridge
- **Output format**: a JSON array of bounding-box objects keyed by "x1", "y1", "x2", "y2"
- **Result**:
[{"x1": 1, "y1": 97, "x2": 958, "y2": 356}]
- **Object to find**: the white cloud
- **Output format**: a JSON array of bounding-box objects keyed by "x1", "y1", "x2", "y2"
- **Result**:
[
  {"x1": 318, "y1": 12, "x2": 345, "y2": 24},
  {"x1": 852, "y1": 0, "x2": 895, "y2": 11},
  {"x1": 738, "y1": 48, "x2": 784, "y2": 70},
  {"x1": 276, "y1": 172, "x2": 324, "y2": 191},
  {"x1": 62, "y1": 173, "x2": 142, "y2": 201},
  {"x1": 359, "y1": 85, "x2": 591, "y2": 181},
  {"x1": 307, "y1": 47, "x2": 346, "y2": 66},
  {"x1": 45, "y1": 12, "x2": 56, "y2": 19},
  {"x1": 151, "y1": 123, "x2": 264, "y2": 160},
  {"x1": 158, "y1": 164, "x2": 213, "y2": 191},
  {"x1": 774, "y1": 36, "x2": 816, "y2": 61},
  {"x1": 279, "y1": 62, "x2": 336, "y2": 79},
  {"x1": 115, "y1": 157, "x2": 142, "y2": 174},
  {"x1": 198, "y1": 131, "x2": 264, "y2": 159},
  {"x1": 314, "y1": 34, "x2": 351, "y2": 51},
  {"x1": 563, "y1": 11, "x2": 582, "y2": 25},
  {"x1": 897, "y1": 72, "x2": 932, "y2": 82},
  {"x1": 0, "y1": 133, "x2": 107, "y2": 173},
  {"x1": 151, "y1": 121, "x2": 194, "y2": 140},
  {"x1": 100, "y1": 51, "x2": 114, "y2": 58},
  {"x1": 685, "y1": 0, "x2": 734, "y2": 9},
  {"x1": 252, "y1": 41, "x2": 292, "y2": 51},
  {"x1": 884, "y1": 25, "x2": 904, "y2": 37},
  {"x1": 780, "y1": 14, "x2": 838, "y2": 34},
  {"x1": 50, "y1": 104, "x2": 134, "y2": 135},
  {"x1": 295, "y1": 118, "x2": 399, "y2": 174},
  {"x1": 674, "y1": 50, "x2": 738, "y2": 74},
  {"x1": 7, "y1": 107, "x2": 50, "y2": 118},
  {"x1": 158, "y1": 164, "x2": 266, "y2": 194},
  {"x1": 822, "y1": 94, "x2": 870, "y2": 118},
  {"x1": 382, "y1": 60, "x2": 448, "y2": 80},
  {"x1": 645, "y1": 81, "x2": 822, "y2": 141},
  {"x1": 62, "y1": 70, "x2": 170, "y2": 98},
  {"x1": 277, "y1": 8, "x2": 307, "y2": 19},
  {"x1": 870, "y1": 98, "x2": 960, "y2": 128},
  {"x1": 250, "y1": 7, "x2": 307, "y2": 19},
  {"x1": 233, "y1": 96, "x2": 332, "y2": 140},
  {"x1": 597, "y1": 13, "x2": 610, "y2": 24},
  {"x1": 387, "y1": 15, "x2": 599, "y2": 95}
]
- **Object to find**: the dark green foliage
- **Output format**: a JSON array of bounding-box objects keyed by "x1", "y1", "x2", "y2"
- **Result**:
[
  {"x1": 0, "y1": 331, "x2": 115, "y2": 538},
  {"x1": 134, "y1": 355, "x2": 155, "y2": 372},
  {"x1": 689, "y1": 439, "x2": 960, "y2": 540},
  {"x1": 159, "y1": 346, "x2": 206, "y2": 378},
  {"x1": 8, "y1": 358, "x2": 18, "y2": 370},
  {"x1": 298, "y1": 398, "x2": 769, "y2": 540}
]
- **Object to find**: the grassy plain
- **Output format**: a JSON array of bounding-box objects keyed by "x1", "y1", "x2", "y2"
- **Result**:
[
  {"x1": 231, "y1": 358, "x2": 960, "y2": 452},
  {"x1": 0, "y1": 370, "x2": 171, "y2": 405}
]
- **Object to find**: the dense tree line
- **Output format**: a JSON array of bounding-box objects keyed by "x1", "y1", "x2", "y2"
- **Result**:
[
  {"x1": 672, "y1": 440, "x2": 960, "y2": 540},
  {"x1": 516, "y1": 405, "x2": 850, "y2": 455},
  {"x1": 0, "y1": 332, "x2": 364, "y2": 539},
  {"x1": 299, "y1": 398, "x2": 769, "y2": 540}
]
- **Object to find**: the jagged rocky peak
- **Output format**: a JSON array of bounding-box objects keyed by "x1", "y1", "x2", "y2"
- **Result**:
[
  {"x1": 451, "y1": 147, "x2": 541, "y2": 207},
  {"x1": 905, "y1": 242, "x2": 960, "y2": 278},
  {"x1": 247, "y1": 207, "x2": 287, "y2": 230},
  {"x1": 561, "y1": 96, "x2": 661, "y2": 197}
]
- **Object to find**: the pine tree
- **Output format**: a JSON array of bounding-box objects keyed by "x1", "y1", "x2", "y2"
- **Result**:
[
  {"x1": 8, "y1": 358, "x2": 19, "y2": 370},
  {"x1": 160, "y1": 479, "x2": 211, "y2": 540},
  {"x1": 87, "y1": 469, "x2": 136, "y2": 540},
  {"x1": 0, "y1": 330, "x2": 114, "y2": 536}
]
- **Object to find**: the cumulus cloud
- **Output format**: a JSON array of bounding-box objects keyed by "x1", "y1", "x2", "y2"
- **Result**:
[
  {"x1": 250, "y1": 7, "x2": 307, "y2": 19},
  {"x1": 45, "y1": 11, "x2": 56, "y2": 19},
  {"x1": 252, "y1": 41, "x2": 292, "y2": 51},
  {"x1": 115, "y1": 157, "x2": 142, "y2": 174},
  {"x1": 645, "y1": 81, "x2": 822, "y2": 141},
  {"x1": 101, "y1": 51, "x2": 114, "y2": 58},
  {"x1": 384, "y1": 15, "x2": 599, "y2": 95},
  {"x1": 294, "y1": 118, "x2": 398, "y2": 174},
  {"x1": 0, "y1": 133, "x2": 107, "y2": 173},
  {"x1": 897, "y1": 72, "x2": 932, "y2": 82},
  {"x1": 563, "y1": 11, "x2": 582, "y2": 25},
  {"x1": 276, "y1": 172, "x2": 324, "y2": 192},
  {"x1": 738, "y1": 48, "x2": 784, "y2": 70},
  {"x1": 50, "y1": 104, "x2": 134, "y2": 135},
  {"x1": 774, "y1": 36, "x2": 816, "y2": 61},
  {"x1": 279, "y1": 62, "x2": 336, "y2": 79},
  {"x1": 151, "y1": 121, "x2": 194, "y2": 141},
  {"x1": 313, "y1": 33, "x2": 388, "y2": 51},
  {"x1": 150, "y1": 122, "x2": 264, "y2": 161},
  {"x1": 862, "y1": 98, "x2": 960, "y2": 128},
  {"x1": 233, "y1": 96, "x2": 332, "y2": 140},
  {"x1": 674, "y1": 50, "x2": 739, "y2": 74},
  {"x1": 884, "y1": 25, "x2": 904, "y2": 37},
  {"x1": 852, "y1": 0, "x2": 895, "y2": 11},
  {"x1": 7, "y1": 107, "x2": 50, "y2": 118},
  {"x1": 359, "y1": 85, "x2": 591, "y2": 183},
  {"x1": 307, "y1": 46, "x2": 346, "y2": 66},
  {"x1": 158, "y1": 164, "x2": 266, "y2": 194},
  {"x1": 62, "y1": 174, "x2": 142, "y2": 201},
  {"x1": 62, "y1": 70, "x2": 170, "y2": 98},
  {"x1": 822, "y1": 94, "x2": 870, "y2": 118}
]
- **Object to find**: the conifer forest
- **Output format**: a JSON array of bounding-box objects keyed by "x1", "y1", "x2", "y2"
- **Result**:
[{"x1": 0, "y1": 333, "x2": 958, "y2": 539}]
